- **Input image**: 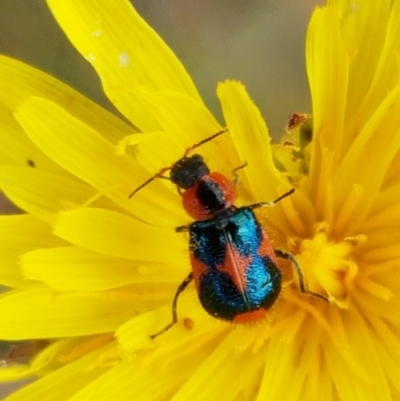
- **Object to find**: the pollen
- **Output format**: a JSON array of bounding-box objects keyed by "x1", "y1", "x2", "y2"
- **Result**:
[{"x1": 295, "y1": 228, "x2": 362, "y2": 306}]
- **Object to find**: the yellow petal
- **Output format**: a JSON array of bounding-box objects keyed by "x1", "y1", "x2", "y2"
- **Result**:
[
  {"x1": 333, "y1": 85, "x2": 400, "y2": 235},
  {"x1": 72, "y1": 329, "x2": 261, "y2": 401},
  {"x1": 14, "y1": 96, "x2": 185, "y2": 225},
  {"x1": 135, "y1": 92, "x2": 240, "y2": 182},
  {"x1": 0, "y1": 362, "x2": 42, "y2": 383},
  {"x1": 53, "y1": 208, "x2": 186, "y2": 263},
  {"x1": 141, "y1": 92, "x2": 222, "y2": 149},
  {"x1": 325, "y1": 307, "x2": 392, "y2": 400},
  {"x1": 0, "y1": 166, "x2": 115, "y2": 223},
  {"x1": 116, "y1": 292, "x2": 215, "y2": 353},
  {"x1": 171, "y1": 329, "x2": 264, "y2": 401},
  {"x1": 0, "y1": 56, "x2": 136, "y2": 143},
  {"x1": 0, "y1": 214, "x2": 64, "y2": 287},
  {"x1": 0, "y1": 339, "x2": 68, "y2": 382},
  {"x1": 354, "y1": 1, "x2": 400, "y2": 128},
  {"x1": 0, "y1": 286, "x2": 143, "y2": 339},
  {"x1": 336, "y1": 2, "x2": 390, "y2": 121},
  {"x1": 66, "y1": 359, "x2": 185, "y2": 401},
  {"x1": 3, "y1": 343, "x2": 112, "y2": 401},
  {"x1": 46, "y1": 0, "x2": 202, "y2": 131},
  {"x1": 22, "y1": 246, "x2": 184, "y2": 291},
  {"x1": 0, "y1": 101, "x2": 64, "y2": 172},
  {"x1": 217, "y1": 81, "x2": 288, "y2": 200},
  {"x1": 217, "y1": 81, "x2": 296, "y2": 234},
  {"x1": 306, "y1": 6, "x2": 348, "y2": 162}
]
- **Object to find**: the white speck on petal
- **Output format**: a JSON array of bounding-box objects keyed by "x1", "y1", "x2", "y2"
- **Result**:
[
  {"x1": 350, "y1": 2, "x2": 360, "y2": 12},
  {"x1": 91, "y1": 30, "x2": 102, "y2": 37},
  {"x1": 118, "y1": 52, "x2": 131, "y2": 68},
  {"x1": 86, "y1": 54, "x2": 96, "y2": 63}
]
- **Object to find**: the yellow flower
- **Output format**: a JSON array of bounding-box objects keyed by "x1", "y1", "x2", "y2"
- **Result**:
[{"x1": 0, "y1": 0, "x2": 399, "y2": 400}]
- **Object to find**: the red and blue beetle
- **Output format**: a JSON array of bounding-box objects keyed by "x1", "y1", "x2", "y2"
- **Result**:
[{"x1": 129, "y1": 130, "x2": 328, "y2": 338}]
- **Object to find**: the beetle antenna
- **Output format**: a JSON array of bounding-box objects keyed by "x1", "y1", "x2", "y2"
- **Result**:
[
  {"x1": 128, "y1": 167, "x2": 171, "y2": 199},
  {"x1": 183, "y1": 129, "x2": 228, "y2": 157},
  {"x1": 249, "y1": 188, "x2": 295, "y2": 210},
  {"x1": 128, "y1": 129, "x2": 228, "y2": 199}
]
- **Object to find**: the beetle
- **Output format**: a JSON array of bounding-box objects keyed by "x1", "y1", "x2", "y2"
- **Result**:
[{"x1": 129, "y1": 130, "x2": 328, "y2": 338}]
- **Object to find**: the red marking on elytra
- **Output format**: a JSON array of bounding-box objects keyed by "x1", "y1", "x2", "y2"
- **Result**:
[
  {"x1": 190, "y1": 255, "x2": 209, "y2": 291},
  {"x1": 258, "y1": 231, "x2": 278, "y2": 264},
  {"x1": 191, "y1": 240, "x2": 254, "y2": 295},
  {"x1": 233, "y1": 308, "x2": 267, "y2": 324},
  {"x1": 217, "y1": 242, "x2": 252, "y2": 293}
]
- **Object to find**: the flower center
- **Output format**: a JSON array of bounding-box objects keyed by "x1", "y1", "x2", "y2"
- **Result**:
[{"x1": 295, "y1": 228, "x2": 363, "y2": 307}]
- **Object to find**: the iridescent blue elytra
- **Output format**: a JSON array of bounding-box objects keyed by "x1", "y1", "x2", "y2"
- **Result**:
[{"x1": 189, "y1": 207, "x2": 282, "y2": 322}]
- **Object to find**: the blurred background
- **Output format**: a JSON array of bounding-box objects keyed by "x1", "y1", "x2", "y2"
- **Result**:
[{"x1": 0, "y1": 0, "x2": 323, "y2": 397}]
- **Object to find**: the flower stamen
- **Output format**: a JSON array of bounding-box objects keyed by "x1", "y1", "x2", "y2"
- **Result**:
[{"x1": 295, "y1": 229, "x2": 364, "y2": 306}]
